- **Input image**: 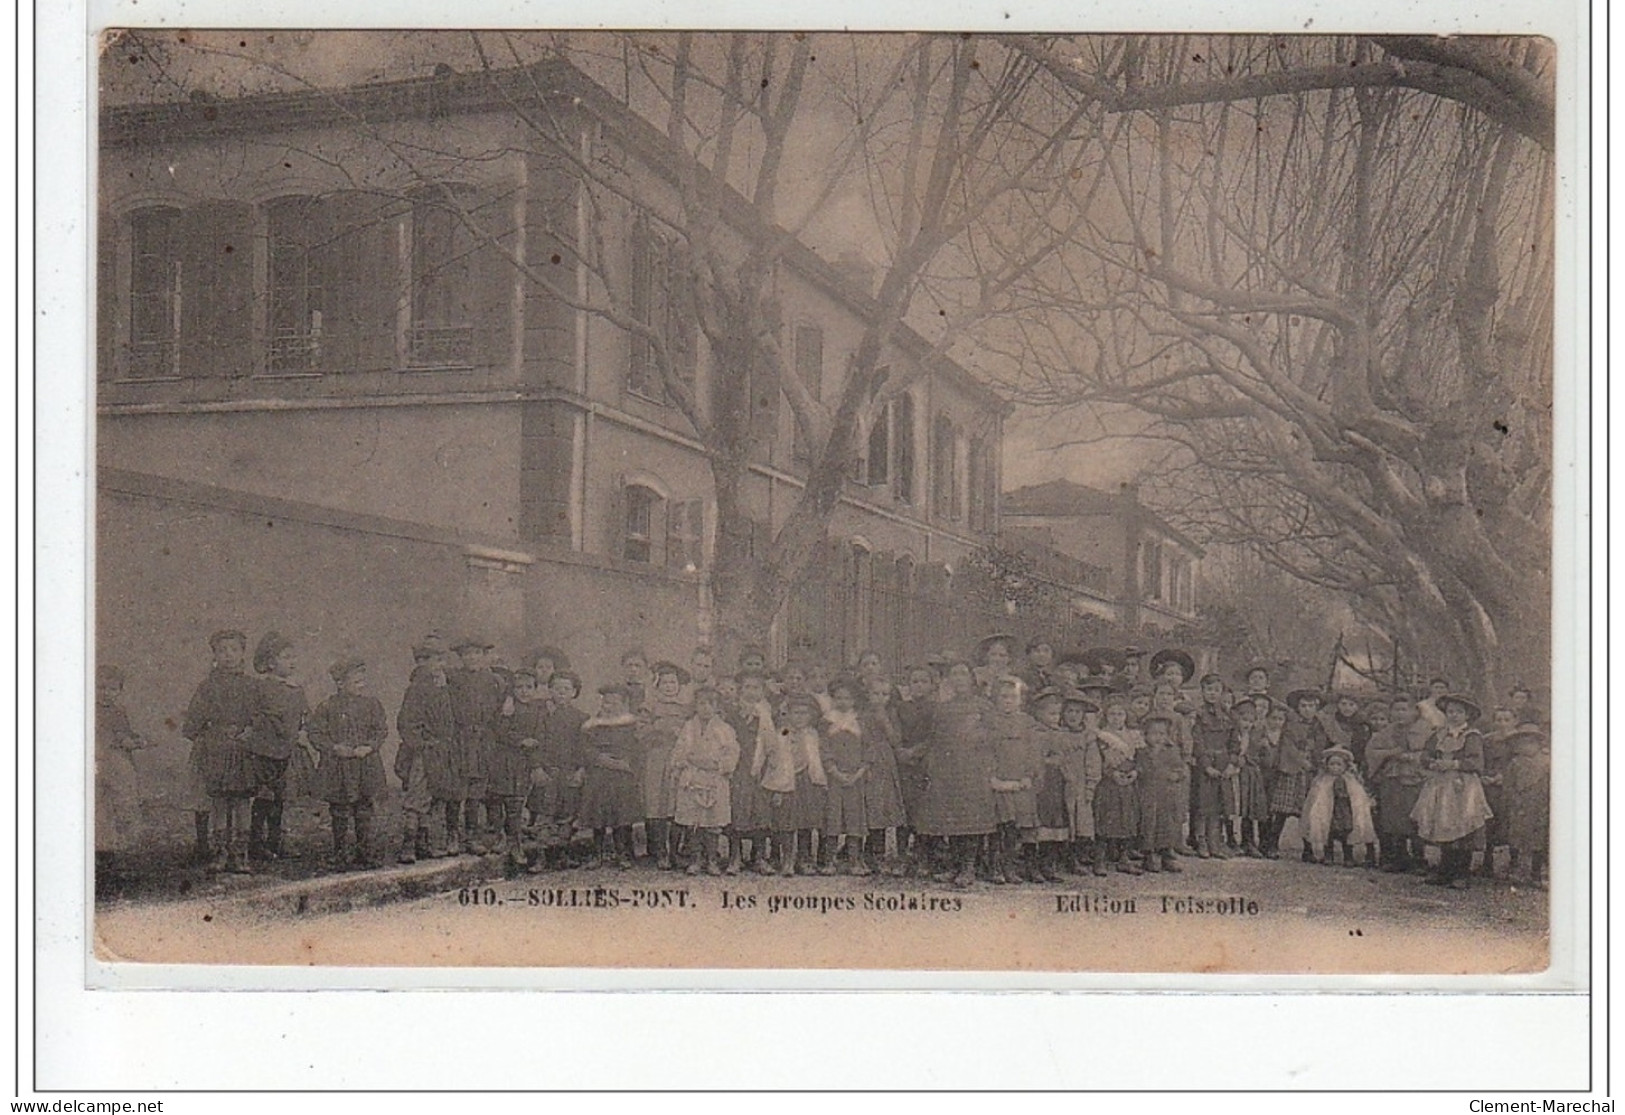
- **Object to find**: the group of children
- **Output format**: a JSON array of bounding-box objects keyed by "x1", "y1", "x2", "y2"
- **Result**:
[{"x1": 97, "y1": 632, "x2": 1551, "y2": 893}]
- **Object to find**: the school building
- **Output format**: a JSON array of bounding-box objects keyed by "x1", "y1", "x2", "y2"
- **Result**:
[{"x1": 94, "y1": 55, "x2": 1010, "y2": 744}]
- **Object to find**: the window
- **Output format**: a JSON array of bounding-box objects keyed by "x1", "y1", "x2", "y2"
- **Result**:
[
  {"x1": 1143, "y1": 540, "x2": 1164, "y2": 602},
  {"x1": 865, "y1": 405, "x2": 890, "y2": 487},
  {"x1": 623, "y1": 484, "x2": 660, "y2": 563},
  {"x1": 409, "y1": 183, "x2": 479, "y2": 368},
  {"x1": 933, "y1": 414, "x2": 960, "y2": 521},
  {"x1": 893, "y1": 392, "x2": 915, "y2": 505},
  {"x1": 967, "y1": 435, "x2": 996, "y2": 531},
  {"x1": 791, "y1": 324, "x2": 823, "y2": 464},
  {"x1": 627, "y1": 213, "x2": 696, "y2": 402},
  {"x1": 127, "y1": 207, "x2": 183, "y2": 379},
  {"x1": 265, "y1": 196, "x2": 327, "y2": 375},
  {"x1": 666, "y1": 499, "x2": 704, "y2": 571}
]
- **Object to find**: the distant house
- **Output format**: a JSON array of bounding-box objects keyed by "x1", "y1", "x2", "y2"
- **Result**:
[
  {"x1": 95, "y1": 56, "x2": 1009, "y2": 718},
  {"x1": 1000, "y1": 479, "x2": 1203, "y2": 635}
]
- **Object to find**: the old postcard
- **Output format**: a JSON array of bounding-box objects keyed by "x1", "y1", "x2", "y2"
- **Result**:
[{"x1": 90, "y1": 28, "x2": 1569, "y2": 977}]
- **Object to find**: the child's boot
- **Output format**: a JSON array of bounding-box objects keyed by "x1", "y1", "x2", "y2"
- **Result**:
[
  {"x1": 1161, "y1": 849, "x2": 1183, "y2": 873},
  {"x1": 328, "y1": 809, "x2": 350, "y2": 871},
  {"x1": 726, "y1": 837, "x2": 743, "y2": 876},
  {"x1": 778, "y1": 833, "x2": 797, "y2": 877},
  {"x1": 354, "y1": 808, "x2": 382, "y2": 869},
  {"x1": 1091, "y1": 841, "x2": 1110, "y2": 877},
  {"x1": 226, "y1": 831, "x2": 254, "y2": 874},
  {"x1": 248, "y1": 798, "x2": 269, "y2": 862},
  {"x1": 397, "y1": 823, "x2": 419, "y2": 865},
  {"x1": 848, "y1": 837, "x2": 871, "y2": 877}
]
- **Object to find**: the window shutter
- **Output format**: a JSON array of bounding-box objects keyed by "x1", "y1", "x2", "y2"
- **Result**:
[
  {"x1": 324, "y1": 192, "x2": 402, "y2": 373},
  {"x1": 471, "y1": 184, "x2": 519, "y2": 373},
  {"x1": 96, "y1": 213, "x2": 117, "y2": 382},
  {"x1": 180, "y1": 200, "x2": 255, "y2": 379},
  {"x1": 893, "y1": 393, "x2": 915, "y2": 504}
]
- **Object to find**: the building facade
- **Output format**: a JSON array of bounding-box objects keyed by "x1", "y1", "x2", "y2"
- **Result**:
[
  {"x1": 96, "y1": 58, "x2": 1008, "y2": 735},
  {"x1": 1000, "y1": 479, "x2": 1204, "y2": 636}
]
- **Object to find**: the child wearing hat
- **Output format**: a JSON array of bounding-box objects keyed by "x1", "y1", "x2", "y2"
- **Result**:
[
  {"x1": 1230, "y1": 698, "x2": 1273, "y2": 857},
  {"x1": 1301, "y1": 746, "x2": 1377, "y2": 867},
  {"x1": 1190, "y1": 674, "x2": 1238, "y2": 859},
  {"x1": 1412, "y1": 694, "x2": 1494, "y2": 889},
  {"x1": 182, "y1": 630, "x2": 259, "y2": 871},
  {"x1": 308, "y1": 657, "x2": 389, "y2": 870},
  {"x1": 447, "y1": 636, "x2": 507, "y2": 856},
  {"x1": 1033, "y1": 688, "x2": 1086, "y2": 880},
  {"x1": 395, "y1": 638, "x2": 456, "y2": 862},
  {"x1": 1501, "y1": 723, "x2": 1549, "y2": 886},
  {"x1": 1365, "y1": 696, "x2": 1431, "y2": 873},
  {"x1": 532, "y1": 671, "x2": 588, "y2": 870},
  {"x1": 491, "y1": 668, "x2": 547, "y2": 868},
  {"x1": 94, "y1": 664, "x2": 148, "y2": 891},
  {"x1": 1135, "y1": 712, "x2": 1188, "y2": 874},
  {"x1": 246, "y1": 631, "x2": 314, "y2": 866},
  {"x1": 577, "y1": 684, "x2": 643, "y2": 869},
  {"x1": 640, "y1": 660, "x2": 692, "y2": 869},
  {"x1": 669, "y1": 687, "x2": 740, "y2": 876}
]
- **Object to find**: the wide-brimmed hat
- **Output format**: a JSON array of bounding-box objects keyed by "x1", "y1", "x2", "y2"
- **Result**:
[
  {"x1": 596, "y1": 682, "x2": 632, "y2": 699},
  {"x1": 649, "y1": 660, "x2": 692, "y2": 686},
  {"x1": 1149, "y1": 648, "x2": 1196, "y2": 684},
  {"x1": 1030, "y1": 686, "x2": 1064, "y2": 705},
  {"x1": 1075, "y1": 680, "x2": 1115, "y2": 701},
  {"x1": 1437, "y1": 693, "x2": 1483, "y2": 722},
  {"x1": 1507, "y1": 723, "x2": 1546, "y2": 746},
  {"x1": 328, "y1": 655, "x2": 367, "y2": 683},
  {"x1": 1059, "y1": 689, "x2": 1101, "y2": 714},
  {"x1": 1320, "y1": 746, "x2": 1356, "y2": 767},
  {"x1": 1140, "y1": 711, "x2": 1178, "y2": 731},
  {"x1": 1286, "y1": 688, "x2": 1325, "y2": 711},
  {"x1": 253, "y1": 630, "x2": 294, "y2": 674},
  {"x1": 973, "y1": 633, "x2": 1017, "y2": 665},
  {"x1": 1081, "y1": 646, "x2": 1126, "y2": 674}
]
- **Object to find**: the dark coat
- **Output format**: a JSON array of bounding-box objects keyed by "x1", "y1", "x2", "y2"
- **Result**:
[
  {"x1": 396, "y1": 669, "x2": 461, "y2": 800},
  {"x1": 308, "y1": 691, "x2": 389, "y2": 804},
  {"x1": 182, "y1": 666, "x2": 259, "y2": 796}
]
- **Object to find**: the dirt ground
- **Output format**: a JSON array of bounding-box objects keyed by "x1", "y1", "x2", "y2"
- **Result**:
[{"x1": 95, "y1": 832, "x2": 1550, "y2": 975}]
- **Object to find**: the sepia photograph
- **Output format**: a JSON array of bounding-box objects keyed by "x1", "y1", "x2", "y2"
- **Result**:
[{"x1": 89, "y1": 28, "x2": 1563, "y2": 976}]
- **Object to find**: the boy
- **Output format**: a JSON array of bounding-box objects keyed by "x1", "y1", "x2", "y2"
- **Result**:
[
  {"x1": 246, "y1": 631, "x2": 314, "y2": 866},
  {"x1": 308, "y1": 657, "x2": 388, "y2": 870},
  {"x1": 181, "y1": 629, "x2": 257, "y2": 870},
  {"x1": 395, "y1": 638, "x2": 456, "y2": 862},
  {"x1": 577, "y1": 684, "x2": 642, "y2": 869},
  {"x1": 1190, "y1": 674, "x2": 1237, "y2": 858},
  {"x1": 1501, "y1": 723, "x2": 1549, "y2": 886},
  {"x1": 532, "y1": 670, "x2": 588, "y2": 870},
  {"x1": 1365, "y1": 696, "x2": 1431, "y2": 872},
  {"x1": 725, "y1": 673, "x2": 774, "y2": 874},
  {"x1": 448, "y1": 635, "x2": 506, "y2": 855},
  {"x1": 491, "y1": 668, "x2": 546, "y2": 868},
  {"x1": 892, "y1": 663, "x2": 938, "y2": 873}
]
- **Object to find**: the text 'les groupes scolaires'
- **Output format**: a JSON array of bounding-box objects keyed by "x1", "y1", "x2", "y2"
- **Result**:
[{"x1": 458, "y1": 886, "x2": 1263, "y2": 916}]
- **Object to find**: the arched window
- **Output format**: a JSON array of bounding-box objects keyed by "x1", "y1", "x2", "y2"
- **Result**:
[
  {"x1": 623, "y1": 484, "x2": 661, "y2": 564},
  {"x1": 409, "y1": 182, "x2": 481, "y2": 367},
  {"x1": 893, "y1": 392, "x2": 916, "y2": 504}
]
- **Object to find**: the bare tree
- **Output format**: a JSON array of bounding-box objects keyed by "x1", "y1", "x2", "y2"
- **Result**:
[{"x1": 979, "y1": 35, "x2": 1553, "y2": 697}]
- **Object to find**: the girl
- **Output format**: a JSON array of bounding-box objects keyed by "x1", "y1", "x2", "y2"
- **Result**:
[
  {"x1": 1033, "y1": 689, "x2": 1085, "y2": 880},
  {"x1": 859, "y1": 674, "x2": 908, "y2": 875},
  {"x1": 916, "y1": 660, "x2": 995, "y2": 889},
  {"x1": 308, "y1": 657, "x2": 389, "y2": 871},
  {"x1": 1091, "y1": 696, "x2": 1142, "y2": 875},
  {"x1": 577, "y1": 685, "x2": 642, "y2": 870},
  {"x1": 1302, "y1": 746, "x2": 1377, "y2": 866},
  {"x1": 987, "y1": 676, "x2": 1044, "y2": 884},
  {"x1": 1412, "y1": 694, "x2": 1494, "y2": 889},
  {"x1": 1057, "y1": 690, "x2": 1104, "y2": 875},
  {"x1": 1231, "y1": 699, "x2": 1273, "y2": 857},
  {"x1": 1190, "y1": 674, "x2": 1238, "y2": 859},
  {"x1": 1135, "y1": 713, "x2": 1188, "y2": 874},
  {"x1": 639, "y1": 661, "x2": 691, "y2": 869},
  {"x1": 1501, "y1": 723, "x2": 1549, "y2": 887},
  {"x1": 820, "y1": 678, "x2": 871, "y2": 875},
  {"x1": 1279, "y1": 690, "x2": 1330, "y2": 861},
  {"x1": 669, "y1": 687, "x2": 740, "y2": 877},
  {"x1": 973, "y1": 634, "x2": 1017, "y2": 698},
  {"x1": 892, "y1": 664, "x2": 939, "y2": 873},
  {"x1": 1366, "y1": 696, "x2": 1431, "y2": 873},
  {"x1": 94, "y1": 664, "x2": 148, "y2": 892},
  {"x1": 756, "y1": 694, "x2": 827, "y2": 876}
]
